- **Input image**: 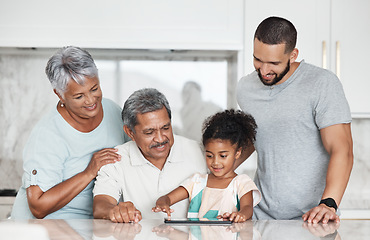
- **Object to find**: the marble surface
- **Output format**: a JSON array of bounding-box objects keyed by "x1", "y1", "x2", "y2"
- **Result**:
[
  {"x1": 0, "y1": 53, "x2": 57, "y2": 189},
  {"x1": 0, "y1": 218, "x2": 369, "y2": 240},
  {"x1": 342, "y1": 119, "x2": 370, "y2": 209},
  {"x1": 0, "y1": 50, "x2": 369, "y2": 214}
]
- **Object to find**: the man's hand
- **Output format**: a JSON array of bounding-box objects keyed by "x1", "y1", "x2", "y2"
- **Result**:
[
  {"x1": 93, "y1": 220, "x2": 142, "y2": 240},
  {"x1": 109, "y1": 201, "x2": 142, "y2": 223},
  {"x1": 302, "y1": 221, "x2": 340, "y2": 238},
  {"x1": 302, "y1": 204, "x2": 339, "y2": 224}
]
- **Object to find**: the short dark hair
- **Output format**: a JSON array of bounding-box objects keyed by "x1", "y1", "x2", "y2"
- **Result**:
[
  {"x1": 122, "y1": 88, "x2": 171, "y2": 132},
  {"x1": 254, "y1": 16, "x2": 297, "y2": 53},
  {"x1": 202, "y1": 109, "x2": 257, "y2": 150}
]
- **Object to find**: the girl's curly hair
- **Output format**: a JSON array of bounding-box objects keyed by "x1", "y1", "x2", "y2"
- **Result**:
[{"x1": 202, "y1": 109, "x2": 257, "y2": 150}]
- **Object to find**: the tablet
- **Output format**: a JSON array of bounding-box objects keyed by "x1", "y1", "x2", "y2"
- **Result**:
[{"x1": 164, "y1": 218, "x2": 232, "y2": 225}]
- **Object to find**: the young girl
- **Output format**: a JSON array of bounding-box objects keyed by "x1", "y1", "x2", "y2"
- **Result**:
[{"x1": 152, "y1": 109, "x2": 261, "y2": 222}]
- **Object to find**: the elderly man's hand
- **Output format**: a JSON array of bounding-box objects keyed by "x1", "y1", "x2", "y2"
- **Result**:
[
  {"x1": 302, "y1": 204, "x2": 339, "y2": 224},
  {"x1": 109, "y1": 201, "x2": 142, "y2": 223}
]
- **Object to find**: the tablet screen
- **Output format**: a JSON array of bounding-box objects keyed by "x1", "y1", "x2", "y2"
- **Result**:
[{"x1": 164, "y1": 218, "x2": 232, "y2": 225}]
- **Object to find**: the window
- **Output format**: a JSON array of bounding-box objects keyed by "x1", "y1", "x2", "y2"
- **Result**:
[{"x1": 93, "y1": 49, "x2": 238, "y2": 141}]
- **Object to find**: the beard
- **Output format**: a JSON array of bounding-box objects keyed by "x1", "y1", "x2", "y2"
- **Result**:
[{"x1": 257, "y1": 61, "x2": 290, "y2": 86}]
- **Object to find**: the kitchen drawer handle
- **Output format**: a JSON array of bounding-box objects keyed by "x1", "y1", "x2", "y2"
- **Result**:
[
  {"x1": 336, "y1": 41, "x2": 341, "y2": 78},
  {"x1": 322, "y1": 41, "x2": 327, "y2": 69}
]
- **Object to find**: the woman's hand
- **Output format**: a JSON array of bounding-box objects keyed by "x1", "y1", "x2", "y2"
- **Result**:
[{"x1": 85, "y1": 148, "x2": 121, "y2": 178}]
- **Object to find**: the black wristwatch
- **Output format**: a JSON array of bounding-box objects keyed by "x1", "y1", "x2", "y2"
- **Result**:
[{"x1": 319, "y1": 198, "x2": 338, "y2": 211}]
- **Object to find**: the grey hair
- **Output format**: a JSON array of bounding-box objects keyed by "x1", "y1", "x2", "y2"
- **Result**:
[
  {"x1": 45, "y1": 46, "x2": 98, "y2": 96},
  {"x1": 122, "y1": 88, "x2": 172, "y2": 132}
]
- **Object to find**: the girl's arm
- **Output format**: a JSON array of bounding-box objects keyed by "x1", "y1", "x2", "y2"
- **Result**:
[
  {"x1": 220, "y1": 191, "x2": 254, "y2": 223},
  {"x1": 152, "y1": 186, "x2": 189, "y2": 219}
]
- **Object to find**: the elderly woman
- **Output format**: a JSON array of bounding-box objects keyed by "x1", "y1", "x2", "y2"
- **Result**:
[{"x1": 11, "y1": 46, "x2": 129, "y2": 219}]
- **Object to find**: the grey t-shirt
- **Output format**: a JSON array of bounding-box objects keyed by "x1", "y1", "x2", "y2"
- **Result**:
[{"x1": 236, "y1": 60, "x2": 351, "y2": 219}]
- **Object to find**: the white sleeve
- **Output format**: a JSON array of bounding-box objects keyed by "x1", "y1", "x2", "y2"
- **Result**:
[{"x1": 93, "y1": 162, "x2": 123, "y2": 202}]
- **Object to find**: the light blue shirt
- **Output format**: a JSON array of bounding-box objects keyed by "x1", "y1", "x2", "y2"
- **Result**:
[{"x1": 11, "y1": 98, "x2": 129, "y2": 219}]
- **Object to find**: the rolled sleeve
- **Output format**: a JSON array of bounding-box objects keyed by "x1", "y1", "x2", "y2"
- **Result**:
[{"x1": 22, "y1": 130, "x2": 67, "y2": 192}]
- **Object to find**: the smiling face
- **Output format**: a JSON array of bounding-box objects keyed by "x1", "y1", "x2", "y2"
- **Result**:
[
  {"x1": 253, "y1": 39, "x2": 298, "y2": 86},
  {"x1": 57, "y1": 76, "x2": 103, "y2": 120},
  {"x1": 124, "y1": 107, "x2": 174, "y2": 169},
  {"x1": 205, "y1": 139, "x2": 241, "y2": 179}
]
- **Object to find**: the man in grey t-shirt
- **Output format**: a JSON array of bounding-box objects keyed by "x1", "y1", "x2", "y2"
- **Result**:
[{"x1": 236, "y1": 16, "x2": 353, "y2": 224}]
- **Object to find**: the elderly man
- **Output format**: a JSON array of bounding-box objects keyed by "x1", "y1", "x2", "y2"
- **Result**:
[{"x1": 93, "y1": 88, "x2": 207, "y2": 223}]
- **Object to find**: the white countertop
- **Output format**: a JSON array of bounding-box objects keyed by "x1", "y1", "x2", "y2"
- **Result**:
[{"x1": 1, "y1": 218, "x2": 369, "y2": 240}]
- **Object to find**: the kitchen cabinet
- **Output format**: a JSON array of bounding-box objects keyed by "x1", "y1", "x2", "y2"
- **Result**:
[
  {"x1": 1, "y1": 0, "x2": 368, "y2": 112},
  {"x1": 0, "y1": 0, "x2": 243, "y2": 50},
  {"x1": 0, "y1": 197, "x2": 14, "y2": 219},
  {"x1": 243, "y1": 0, "x2": 370, "y2": 114},
  {"x1": 329, "y1": 0, "x2": 370, "y2": 115},
  {"x1": 243, "y1": 0, "x2": 330, "y2": 73}
]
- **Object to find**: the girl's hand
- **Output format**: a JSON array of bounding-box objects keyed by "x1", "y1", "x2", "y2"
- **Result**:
[
  {"x1": 217, "y1": 212, "x2": 231, "y2": 221},
  {"x1": 229, "y1": 211, "x2": 248, "y2": 222},
  {"x1": 217, "y1": 212, "x2": 248, "y2": 223},
  {"x1": 152, "y1": 197, "x2": 174, "y2": 219},
  {"x1": 151, "y1": 205, "x2": 174, "y2": 219}
]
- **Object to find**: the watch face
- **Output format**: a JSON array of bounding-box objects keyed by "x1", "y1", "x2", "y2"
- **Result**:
[{"x1": 320, "y1": 198, "x2": 338, "y2": 210}]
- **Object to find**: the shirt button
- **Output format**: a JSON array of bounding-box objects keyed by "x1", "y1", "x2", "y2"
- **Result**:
[{"x1": 32, "y1": 169, "x2": 37, "y2": 175}]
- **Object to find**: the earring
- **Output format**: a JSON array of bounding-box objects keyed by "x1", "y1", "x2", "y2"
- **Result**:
[{"x1": 61, "y1": 103, "x2": 64, "y2": 107}]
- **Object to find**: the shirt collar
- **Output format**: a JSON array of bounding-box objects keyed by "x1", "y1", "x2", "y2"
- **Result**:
[
  {"x1": 167, "y1": 135, "x2": 184, "y2": 163},
  {"x1": 273, "y1": 59, "x2": 304, "y2": 90}
]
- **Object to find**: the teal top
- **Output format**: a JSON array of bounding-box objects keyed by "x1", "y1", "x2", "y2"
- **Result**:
[
  {"x1": 181, "y1": 173, "x2": 261, "y2": 219},
  {"x1": 11, "y1": 98, "x2": 129, "y2": 219}
]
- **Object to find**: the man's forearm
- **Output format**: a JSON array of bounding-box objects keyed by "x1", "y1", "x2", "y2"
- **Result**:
[
  {"x1": 93, "y1": 195, "x2": 117, "y2": 219},
  {"x1": 320, "y1": 123, "x2": 353, "y2": 208},
  {"x1": 322, "y1": 150, "x2": 353, "y2": 207}
]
